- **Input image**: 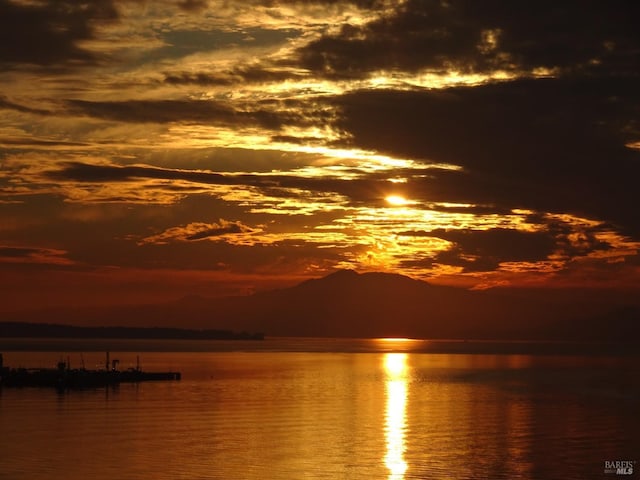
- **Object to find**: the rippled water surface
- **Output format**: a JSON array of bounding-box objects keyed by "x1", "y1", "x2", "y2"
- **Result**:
[{"x1": 1, "y1": 339, "x2": 638, "y2": 480}]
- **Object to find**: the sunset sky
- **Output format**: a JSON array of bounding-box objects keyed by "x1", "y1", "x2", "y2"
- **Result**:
[{"x1": 1, "y1": 0, "x2": 639, "y2": 313}]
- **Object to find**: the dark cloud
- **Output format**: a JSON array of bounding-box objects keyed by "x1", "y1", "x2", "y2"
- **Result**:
[
  {"x1": 399, "y1": 227, "x2": 556, "y2": 272},
  {"x1": 0, "y1": 0, "x2": 119, "y2": 67},
  {"x1": 428, "y1": 228, "x2": 555, "y2": 261},
  {"x1": 532, "y1": 215, "x2": 613, "y2": 260},
  {"x1": 0, "y1": 96, "x2": 52, "y2": 116},
  {"x1": 0, "y1": 245, "x2": 71, "y2": 265},
  {"x1": 0, "y1": 246, "x2": 44, "y2": 258},
  {"x1": 425, "y1": 203, "x2": 513, "y2": 216},
  {"x1": 270, "y1": 135, "x2": 326, "y2": 145},
  {"x1": 328, "y1": 77, "x2": 640, "y2": 236},
  {"x1": 46, "y1": 162, "x2": 235, "y2": 185},
  {"x1": 45, "y1": 161, "x2": 390, "y2": 205},
  {"x1": 0, "y1": 138, "x2": 87, "y2": 148},
  {"x1": 164, "y1": 72, "x2": 236, "y2": 87},
  {"x1": 295, "y1": 0, "x2": 640, "y2": 78},
  {"x1": 66, "y1": 99, "x2": 306, "y2": 129},
  {"x1": 176, "y1": 0, "x2": 208, "y2": 12},
  {"x1": 185, "y1": 221, "x2": 253, "y2": 241},
  {"x1": 398, "y1": 215, "x2": 621, "y2": 274}
]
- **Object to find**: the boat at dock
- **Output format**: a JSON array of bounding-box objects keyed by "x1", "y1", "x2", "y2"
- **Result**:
[{"x1": 0, "y1": 352, "x2": 181, "y2": 390}]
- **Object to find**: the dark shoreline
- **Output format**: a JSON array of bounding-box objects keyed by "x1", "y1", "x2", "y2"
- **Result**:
[{"x1": 0, "y1": 322, "x2": 264, "y2": 341}]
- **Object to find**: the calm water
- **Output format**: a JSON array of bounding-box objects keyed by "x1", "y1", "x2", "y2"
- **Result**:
[{"x1": 1, "y1": 338, "x2": 638, "y2": 480}]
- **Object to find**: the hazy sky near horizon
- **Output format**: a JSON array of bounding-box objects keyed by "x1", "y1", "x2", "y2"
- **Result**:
[{"x1": 1, "y1": 0, "x2": 639, "y2": 310}]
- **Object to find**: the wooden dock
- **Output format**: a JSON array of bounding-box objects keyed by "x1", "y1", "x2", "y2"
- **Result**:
[{"x1": 0, "y1": 352, "x2": 181, "y2": 390}]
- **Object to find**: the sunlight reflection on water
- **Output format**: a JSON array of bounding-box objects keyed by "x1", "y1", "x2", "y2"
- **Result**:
[{"x1": 384, "y1": 353, "x2": 409, "y2": 479}]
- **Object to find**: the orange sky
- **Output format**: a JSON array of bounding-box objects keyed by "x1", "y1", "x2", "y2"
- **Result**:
[{"x1": 1, "y1": 0, "x2": 639, "y2": 314}]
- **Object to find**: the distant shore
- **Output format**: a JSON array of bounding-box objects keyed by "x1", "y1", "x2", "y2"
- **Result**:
[{"x1": 0, "y1": 322, "x2": 264, "y2": 341}]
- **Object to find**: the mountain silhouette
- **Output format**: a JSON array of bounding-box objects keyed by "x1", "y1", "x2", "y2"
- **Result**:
[{"x1": 209, "y1": 270, "x2": 562, "y2": 338}]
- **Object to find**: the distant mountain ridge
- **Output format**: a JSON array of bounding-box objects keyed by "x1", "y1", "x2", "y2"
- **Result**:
[{"x1": 2, "y1": 270, "x2": 638, "y2": 341}]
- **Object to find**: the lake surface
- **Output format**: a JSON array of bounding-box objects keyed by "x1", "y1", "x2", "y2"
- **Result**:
[{"x1": 1, "y1": 338, "x2": 638, "y2": 479}]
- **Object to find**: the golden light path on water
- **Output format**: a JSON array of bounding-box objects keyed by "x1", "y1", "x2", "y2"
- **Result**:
[{"x1": 384, "y1": 352, "x2": 409, "y2": 479}]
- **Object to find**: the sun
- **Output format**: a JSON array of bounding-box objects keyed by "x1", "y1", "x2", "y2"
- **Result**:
[{"x1": 385, "y1": 195, "x2": 408, "y2": 206}]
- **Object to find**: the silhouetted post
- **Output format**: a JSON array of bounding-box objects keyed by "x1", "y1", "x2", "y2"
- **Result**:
[{"x1": 106, "y1": 351, "x2": 110, "y2": 371}]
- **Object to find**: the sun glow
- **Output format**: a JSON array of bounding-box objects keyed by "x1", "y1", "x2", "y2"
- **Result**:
[
  {"x1": 385, "y1": 195, "x2": 409, "y2": 206},
  {"x1": 384, "y1": 353, "x2": 409, "y2": 479}
]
